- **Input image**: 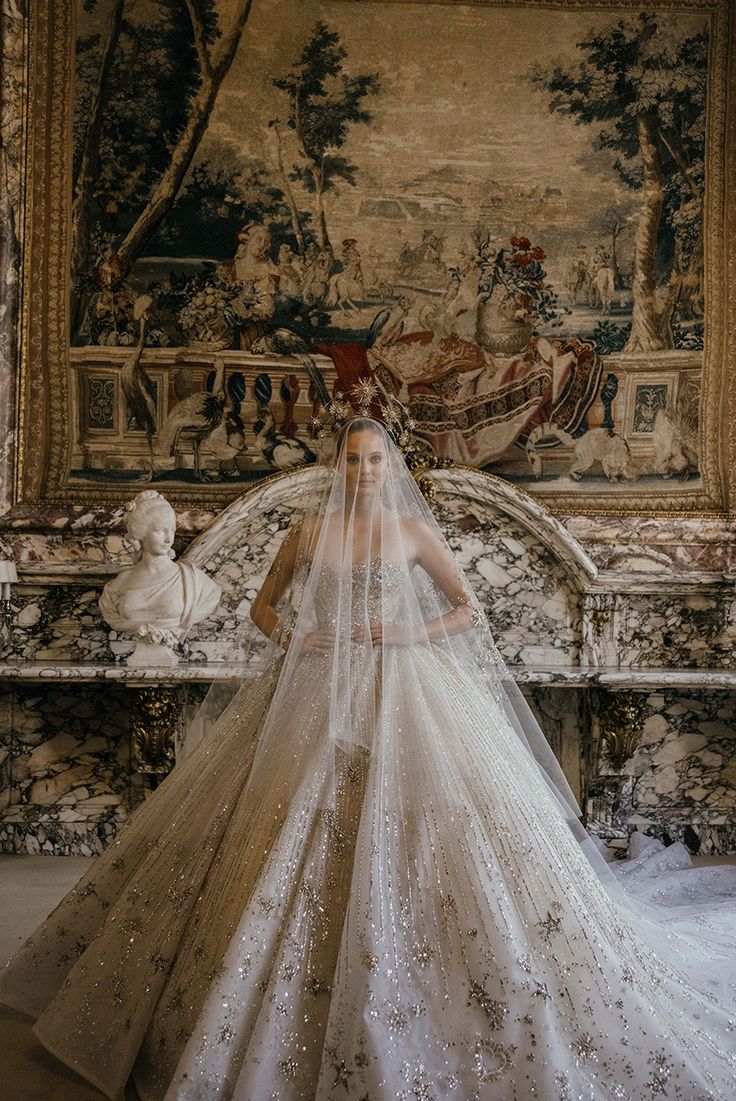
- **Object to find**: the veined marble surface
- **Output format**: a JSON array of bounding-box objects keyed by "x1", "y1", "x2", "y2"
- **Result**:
[
  {"x1": 3, "y1": 661, "x2": 736, "y2": 689},
  {"x1": 1, "y1": 468, "x2": 735, "y2": 856},
  {"x1": 561, "y1": 515, "x2": 736, "y2": 575},
  {"x1": 588, "y1": 688, "x2": 736, "y2": 854},
  {"x1": 0, "y1": 683, "x2": 146, "y2": 856},
  {"x1": 4, "y1": 495, "x2": 736, "y2": 576}
]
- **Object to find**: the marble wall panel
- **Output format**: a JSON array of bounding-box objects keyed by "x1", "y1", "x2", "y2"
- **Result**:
[
  {"x1": 561, "y1": 516, "x2": 736, "y2": 576},
  {"x1": 1, "y1": 585, "x2": 119, "y2": 663},
  {"x1": 4, "y1": 556, "x2": 736, "y2": 677},
  {"x1": 434, "y1": 501, "x2": 582, "y2": 667},
  {"x1": 0, "y1": 684, "x2": 145, "y2": 855},
  {"x1": 587, "y1": 689, "x2": 736, "y2": 854},
  {"x1": 5, "y1": 509, "x2": 736, "y2": 575},
  {"x1": 615, "y1": 593, "x2": 736, "y2": 669}
]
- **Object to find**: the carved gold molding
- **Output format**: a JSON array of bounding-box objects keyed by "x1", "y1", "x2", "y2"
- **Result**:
[
  {"x1": 13, "y1": 0, "x2": 736, "y2": 516},
  {"x1": 130, "y1": 687, "x2": 180, "y2": 782},
  {"x1": 597, "y1": 692, "x2": 649, "y2": 770}
]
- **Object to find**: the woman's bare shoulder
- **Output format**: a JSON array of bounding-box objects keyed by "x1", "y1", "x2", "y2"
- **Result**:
[
  {"x1": 399, "y1": 514, "x2": 437, "y2": 556},
  {"x1": 283, "y1": 512, "x2": 324, "y2": 560},
  {"x1": 400, "y1": 513, "x2": 434, "y2": 538}
]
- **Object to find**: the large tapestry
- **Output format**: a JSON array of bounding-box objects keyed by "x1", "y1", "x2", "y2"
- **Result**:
[{"x1": 10, "y1": 0, "x2": 736, "y2": 511}]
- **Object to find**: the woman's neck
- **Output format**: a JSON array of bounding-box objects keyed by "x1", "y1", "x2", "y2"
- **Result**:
[
  {"x1": 138, "y1": 552, "x2": 176, "y2": 574},
  {"x1": 345, "y1": 497, "x2": 380, "y2": 526}
]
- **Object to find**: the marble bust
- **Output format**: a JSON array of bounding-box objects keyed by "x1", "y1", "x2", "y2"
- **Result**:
[{"x1": 99, "y1": 490, "x2": 221, "y2": 665}]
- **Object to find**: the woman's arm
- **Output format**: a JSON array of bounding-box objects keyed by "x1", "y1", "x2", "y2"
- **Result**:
[
  {"x1": 411, "y1": 523, "x2": 479, "y2": 639},
  {"x1": 368, "y1": 520, "x2": 481, "y2": 646},
  {"x1": 250, "y1": 518, "x2": 310, "y2": 645}
]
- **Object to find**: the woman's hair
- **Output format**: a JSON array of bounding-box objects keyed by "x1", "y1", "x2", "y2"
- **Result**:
[
  {"x1": 332, "y1": 416, "x2": 389, "y2": 460},
  {"x1": 124, "y1": 490, "x2": 176, "y2": 559}
]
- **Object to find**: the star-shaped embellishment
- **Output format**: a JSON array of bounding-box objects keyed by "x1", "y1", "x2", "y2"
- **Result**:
[
  {"x1": 536, "y1": 911, "x2": 563, "y2": 943},
  {"x1": 646, "y1": 1051, "x2": 673, "y2": 1095},
  {"x1": 218, "y1": 1023, "x2": 234, "y2": 1044},
  {"x1": 280, "y1": 1057, "x2": 299, "y2": 1080},
  {"x1": 361, "y1": 950, "x2": 379, "y2": 973},
  {"x1": 308, "y1": 975, "x2": 331, "y2": 997},
  {"x1": 467, "y1": 981, "x2": 509, "y2": 1029},
  {"x1": 332, "y1": 1059, "x2": 354, "y2": 1092},
  {"x1": 412, "y1": 941, "x2": 434, "y2": 967},
  {"x1": 257, "y1": 895, "x2": 276, "y2": 916},
  {"x1": 570, "y1": 1033, "x2": 597, "y2": 1064}
]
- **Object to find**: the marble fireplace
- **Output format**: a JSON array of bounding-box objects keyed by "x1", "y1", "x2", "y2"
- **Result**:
[{"x1": 0, "y1": 468, "x2": 734, "y2": 858}]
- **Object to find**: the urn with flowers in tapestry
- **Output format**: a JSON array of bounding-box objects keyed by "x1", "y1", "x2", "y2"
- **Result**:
[{"x1": 473, "y1": 234, "x2": 565, "y2": 355}]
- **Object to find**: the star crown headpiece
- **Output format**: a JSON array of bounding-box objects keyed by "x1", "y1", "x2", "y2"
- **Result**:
[{"x1": 309, "y1": 377, "x2": 418, "y2": 456}]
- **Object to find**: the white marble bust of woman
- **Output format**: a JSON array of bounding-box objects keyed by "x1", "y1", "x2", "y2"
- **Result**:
[{"x1": 99, "y1": 490, "x2": 221, "y2": 664}]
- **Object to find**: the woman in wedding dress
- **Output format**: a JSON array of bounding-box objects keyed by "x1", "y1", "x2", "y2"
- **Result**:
[{"x1": 2, "y1": 416, "x2": 736, "y2": 1101}]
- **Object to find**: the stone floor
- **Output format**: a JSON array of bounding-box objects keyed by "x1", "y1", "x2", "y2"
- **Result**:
[
  {"x1": 1, "y1": 855, "x2": 136, "y2": 1101},
  {"x1": 2, "y1": 850, "x2": 735, "y2": 1100}
]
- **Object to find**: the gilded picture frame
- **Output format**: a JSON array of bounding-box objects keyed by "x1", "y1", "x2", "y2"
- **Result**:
[{"x1": 10, "y1": 0, "x2": 736, "y2": 515}]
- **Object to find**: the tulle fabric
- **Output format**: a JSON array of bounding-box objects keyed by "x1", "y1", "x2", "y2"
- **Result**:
[
  {"x1": 235, "y1": 418, "x2": 585, "y2": 822},
  {"x1": 0, "y1": 418, "x2": 735, "y2": 1100}
]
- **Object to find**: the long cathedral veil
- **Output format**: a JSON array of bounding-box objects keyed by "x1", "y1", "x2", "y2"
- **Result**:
[
  {"x1": 252, "y1": 416, "x2": 585, "y2": 820},
  {"x1": 3, "y1": 417, "x2": 735, "y2": 1101},
  {"x1": 185, "y1": 414, "x2": 736, "y2": 920}
]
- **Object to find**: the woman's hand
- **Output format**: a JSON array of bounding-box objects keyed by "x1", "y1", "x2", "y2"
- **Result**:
[
  {"x1": 301, "y1": 629, "x2": 337, "y2": 650},
  {"x1": 352, "y1": 623, "x2": 415, "y2": 647}
]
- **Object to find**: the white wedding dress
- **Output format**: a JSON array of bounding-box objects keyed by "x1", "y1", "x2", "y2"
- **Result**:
[{"x1": 1, "y1": 418, "x2": 735, "y2": 1100}]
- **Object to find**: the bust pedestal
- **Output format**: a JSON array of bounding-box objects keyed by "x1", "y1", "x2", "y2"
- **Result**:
[{"x1": 127, "y1": 638, "x2": 179, "y2": 667}]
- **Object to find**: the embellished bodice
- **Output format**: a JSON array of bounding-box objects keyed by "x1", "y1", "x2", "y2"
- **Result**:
[{"x1": 312, "y1": 556, "x2": 406, "y2": 629}]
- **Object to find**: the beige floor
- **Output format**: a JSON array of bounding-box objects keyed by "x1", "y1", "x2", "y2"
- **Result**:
[
  {"x1": 2, "y1": 850, "x2": 735, "y2": 1101},
  {"x1": 1, "y1": 855, "x2": 137, "y2": 1101}
]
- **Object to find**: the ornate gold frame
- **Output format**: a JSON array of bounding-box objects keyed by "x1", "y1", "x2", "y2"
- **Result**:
[{"x1": 14, "y1": 0, "x2": 736, "y2": 515}]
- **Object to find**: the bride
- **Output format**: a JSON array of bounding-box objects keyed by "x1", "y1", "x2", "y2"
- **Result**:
[{"x1": 1, "y1": 416, "x2": 735, "y2": 1100}]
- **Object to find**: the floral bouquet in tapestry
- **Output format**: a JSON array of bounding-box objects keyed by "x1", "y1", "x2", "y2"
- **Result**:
[{"x1": 471, "y1": 233, "x2": 568, "y2": 354}]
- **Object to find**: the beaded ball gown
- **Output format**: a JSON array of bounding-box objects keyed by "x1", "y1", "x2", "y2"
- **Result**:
[{"x1": 1, "y1": 418, "x2": 735, "y2": 1101}]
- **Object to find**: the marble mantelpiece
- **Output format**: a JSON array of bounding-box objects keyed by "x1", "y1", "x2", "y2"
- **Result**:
[
  {"x1": 1, "y1": 467, "x2": 734, "y2": 857},
  {"x1": 3, "y1": 661, "x2": 736, "y2": 690}
]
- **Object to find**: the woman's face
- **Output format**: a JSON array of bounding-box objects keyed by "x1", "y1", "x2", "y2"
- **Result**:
[
  {"x1": 137, "y1": 509, "x2": 176, "y2": 557},
  {"x1": 246, "y1": 226, "x2": 269, "y2": 259},
  {"x1": 342, "y1": 429, "x2": 387, "y2": 499}
]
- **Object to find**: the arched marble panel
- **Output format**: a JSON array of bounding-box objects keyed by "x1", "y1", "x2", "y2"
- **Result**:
[{"x1": 183, "y1": 466, "x2": 596, "y2": 667}]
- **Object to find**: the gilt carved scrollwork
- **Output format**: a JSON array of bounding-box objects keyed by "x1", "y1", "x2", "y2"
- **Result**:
[
  {"x1": 130, "y1": 687, "x2": 181, "y2": 784},
  {"x1": 597, "y1": 691, "x2": 649, "y2": 770}
]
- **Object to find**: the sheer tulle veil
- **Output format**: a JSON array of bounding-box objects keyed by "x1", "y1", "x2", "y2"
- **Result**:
[
  {"x1": 185, "y1": 416, "x2": 736, "y2": 1002},
  {"x1": 2, "y1": 417, "x2": 735, "y2": 1101},
  {"x1": 189, "y1": 416, "x2": 613, "y2": 881}
]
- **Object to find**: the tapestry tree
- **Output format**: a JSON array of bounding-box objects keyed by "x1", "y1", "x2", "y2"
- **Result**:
[
  {"x1": 71, "y1": 0, "x2": 255, "y2": 331},
  {"x1": 531, "y1": 13, "x2": 707, "y2": 351},
  {"x1": 272, "y1": 22, "x2": 380, "y2": 252}
]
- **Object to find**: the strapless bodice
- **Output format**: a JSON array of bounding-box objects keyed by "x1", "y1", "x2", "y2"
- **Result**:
[{"x1": 312, "y1": 556, "x2": 406, "y2": 629}]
